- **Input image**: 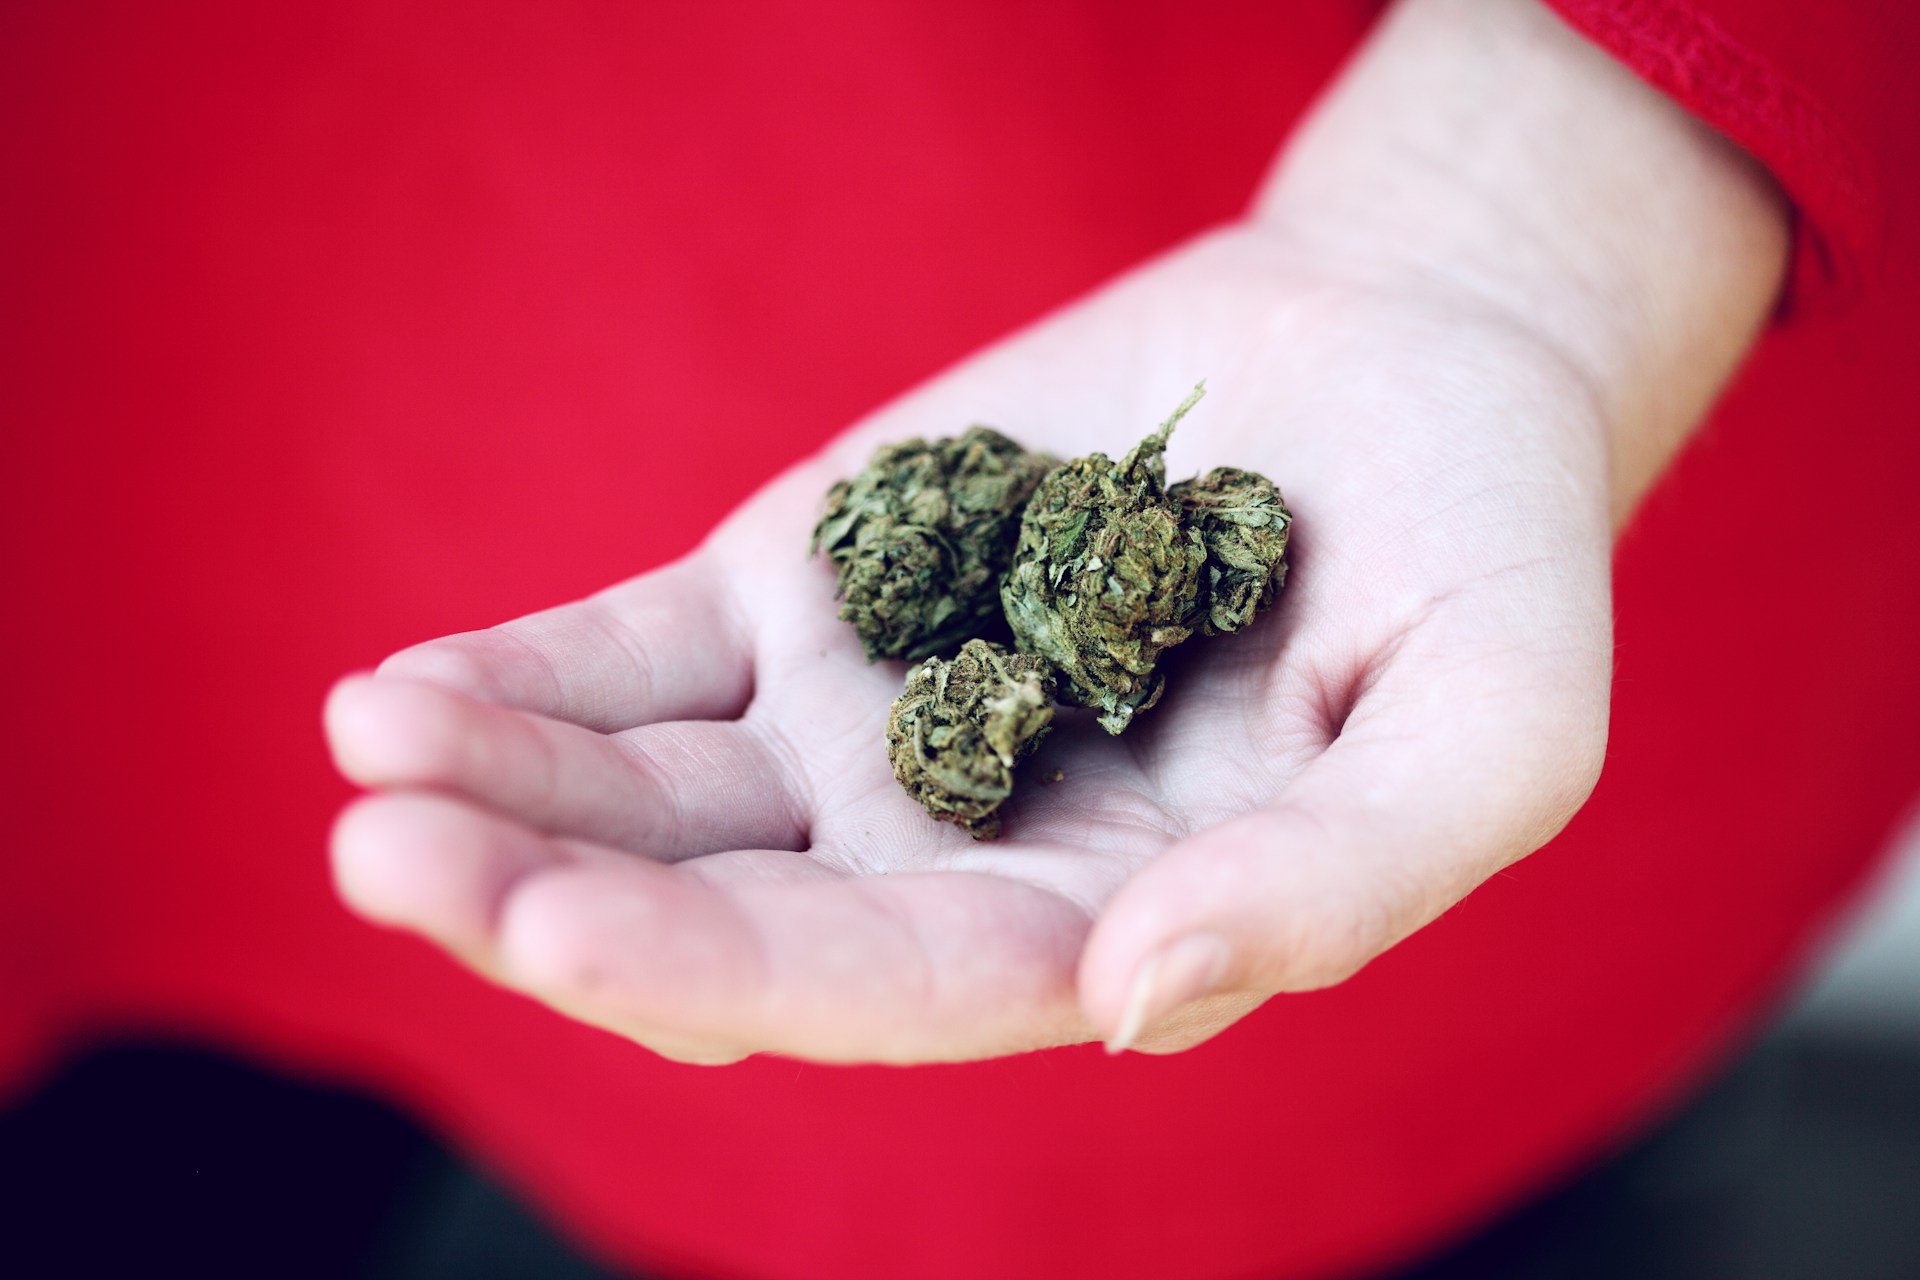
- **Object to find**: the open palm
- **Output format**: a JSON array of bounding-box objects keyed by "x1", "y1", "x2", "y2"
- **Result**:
[{"x1": 325, "y1": 223, "x2": 1613, "y2": 1064}]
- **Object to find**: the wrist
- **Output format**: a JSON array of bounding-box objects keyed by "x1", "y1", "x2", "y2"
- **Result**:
[{"x1": 1248, "y1": 0, "x2": 1788, "y2": 527}]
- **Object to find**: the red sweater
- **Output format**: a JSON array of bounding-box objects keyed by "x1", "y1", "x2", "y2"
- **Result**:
[{"x1": 0, "y1": 2, "x2": 1911, "y2": 1277}]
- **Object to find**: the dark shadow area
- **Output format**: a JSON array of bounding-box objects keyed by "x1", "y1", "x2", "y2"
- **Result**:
[
  {"x1": 0, "y1": 1042, "x2": 622, "y2": 1280},
  {"x1": 1, "y1": 1029, "x2": 1915, "y2": 1278},
  {"x1": 1391, "y1": 1030, "x2": 1920, "y2": 1280}
]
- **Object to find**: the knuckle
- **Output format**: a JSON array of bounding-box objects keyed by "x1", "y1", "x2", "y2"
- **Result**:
[
  {"x1": 1529, "y1": 694, "x2": 1610, "y2": 840},
  {"x1": 1281, "y1": 885, "x2": 1395, "y2": 989},
  {"x1": 1489, "y1": 644, "x2": 1611, "y2": 849},
  {"x1": 1242, "y1": 843, "x2": 1400, "y2": 992}
]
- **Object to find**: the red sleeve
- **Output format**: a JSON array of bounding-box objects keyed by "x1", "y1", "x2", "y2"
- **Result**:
[{"x1": 1539, "y1": 0, "x2": 1895, "y2": 317}]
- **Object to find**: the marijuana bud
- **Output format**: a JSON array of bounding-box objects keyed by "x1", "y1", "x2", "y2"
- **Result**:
[
  {"x1": 1170, "y1": 466, "x2": 1292, "y2": 636},
  {"x1": 1001, "y1": 385, "x2": 1209, "y2": 734},
  {"x1": 885, "y1": 639, "x2": 1058, "y2": 840},
  {"x1": 811, "y1": 428, "x2": 1057, "y2": 662}
]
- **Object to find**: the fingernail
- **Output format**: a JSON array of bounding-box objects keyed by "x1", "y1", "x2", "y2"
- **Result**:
[{"x1": 1105, "y1": 933, "x2": 1230, "y2": 1055}]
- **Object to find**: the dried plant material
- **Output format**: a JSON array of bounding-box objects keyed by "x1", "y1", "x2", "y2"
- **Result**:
[
  {"x1": 1171, "y1": 466, "x2": 1292, "y2": 636},
  {"x1": 816, "y1": 381, "x2": 1296, "y2": 837},
  {"x1": 811, "y1": 428, "x2": 1057, "y2": 662},
  {"x1": 885, "y1": 639, "x2": 1058, "y2": 839},
  {"x1": 1001, "y1": 386, "x2": 1209, "y2": 734}
]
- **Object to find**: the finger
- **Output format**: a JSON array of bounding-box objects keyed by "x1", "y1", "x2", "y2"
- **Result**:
[
  {"x1": 491, "y1": 842, "x2": 1098, "y2": 1063},
  {"x1": 377, "y1": 555, "x2": 754, "y2": 732},
  {"x1": 329, "y1": 793, "x2": 767, "y2": 1065},
  {"x1": 331, "y1": 790, "x2": 582, "y2": 960},
  {"x1": 325, "y1": 674, "x2": 809, "y2": 860},
  {"x1": 1080, "y1": 629, "x2": 1609, "y2": 1053},
  {"x1": 335, "y1": 791, "x2": 1093, "y2": 1062}
]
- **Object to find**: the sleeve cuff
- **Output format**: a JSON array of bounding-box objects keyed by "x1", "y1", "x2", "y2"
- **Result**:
[{"x1": 1538, "y1": 0, "x2": 1882, "y2": 318}]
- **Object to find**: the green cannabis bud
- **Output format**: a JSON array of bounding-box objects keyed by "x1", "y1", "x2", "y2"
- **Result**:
[
  {"x1": 885, "y1": 639, "x2": 1058, "y2": 840},
  {"x1": 1171, "y1": 466, "x2": 1292, "y2": 636},
  {"x1": 1001, "y1": 386, "x2": 1209, "y2": 734},
  {"x1": 811, "y1": 428, "x2": 1057, "y2": 662}
]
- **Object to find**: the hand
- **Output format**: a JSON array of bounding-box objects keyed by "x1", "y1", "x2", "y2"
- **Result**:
[{"x1": 323, "y1": 0, "x2": 1785, "y2": 1064}]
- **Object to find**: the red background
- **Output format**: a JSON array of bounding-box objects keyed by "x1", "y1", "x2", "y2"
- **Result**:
[{"x1": 2, "y1": 2, "x2": 1916, "y2": 1277}]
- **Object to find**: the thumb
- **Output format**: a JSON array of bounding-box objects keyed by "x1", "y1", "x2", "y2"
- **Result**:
[{"x1": 1079, "y1": 641, "x2": 1608, "y2": 1054}]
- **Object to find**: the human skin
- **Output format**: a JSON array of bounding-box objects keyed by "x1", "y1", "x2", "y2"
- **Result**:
[{"x1": 323, "y1": 0, "x2": 1787, "y2": 1064}]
